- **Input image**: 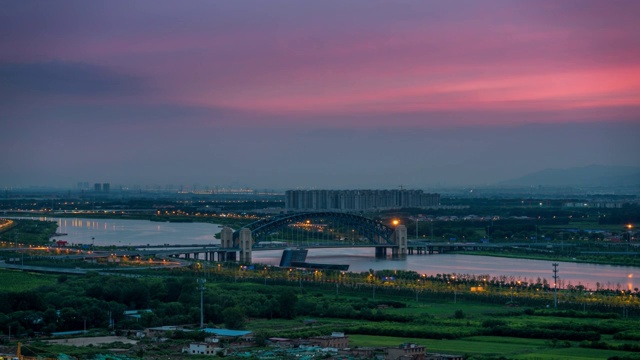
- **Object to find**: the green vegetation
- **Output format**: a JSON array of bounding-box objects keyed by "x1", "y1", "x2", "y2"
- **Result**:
[
  {"x1": 0, "y1": 219, "x2": 58, "y2": 246},
  {"x1": 0, "y1": 269, "x2": 58, "y2": 292},
  {"x1": 1, "y1": 264, "x2": 640, "y2": 359},
  {"x1": 1, "y1": 200, "x2": 639, "y2": 359}
]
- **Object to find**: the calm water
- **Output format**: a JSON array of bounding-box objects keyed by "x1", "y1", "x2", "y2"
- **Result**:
[
  {"x1": 254, "y1": 249, "x2": 638, "y2": 291},
  {"x1": 13, "y1": 216, "x2": 639, "y2": 290},
  {"x1": 19, "y1": 216, "x2": 221, "y2": 247}
]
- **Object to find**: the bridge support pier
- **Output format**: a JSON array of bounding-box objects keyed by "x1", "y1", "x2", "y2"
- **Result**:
[
  {"x1": 392, "y1": 225, "x2": 408, "y2": 259},
  {"x1": 221, "y1": 227, "x2": 234, "y2": 248},
  {"x1": 224, "y1": 251, "x2": 237, "y2": 261},
  {"x1": 219, "y1": 226, "x2": 239, "y2": 262},
  {"x1": 239, "y1": 228, "x2": 252, "y2": 263},
  {"x1": 375, "y1": 247, "x2": 387, "y2": 258}
]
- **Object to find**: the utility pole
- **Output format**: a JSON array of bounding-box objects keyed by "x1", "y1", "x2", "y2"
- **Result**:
[
  {"x1": 430, "y1": 221, "x2": 434, "y2": 241},
  {"x1": 197, "y1": 278, "x2": 206, "y2": 328},
  {"x1": 552, "y1": 263, "x2": 559, "y2": 309}
]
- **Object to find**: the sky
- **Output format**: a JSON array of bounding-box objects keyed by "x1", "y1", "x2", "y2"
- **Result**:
[{"x1": 1, "y1": 0, "x2": 639, "y2": 190}]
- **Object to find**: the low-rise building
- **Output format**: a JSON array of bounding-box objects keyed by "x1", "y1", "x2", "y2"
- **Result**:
[
  {"x1": 386, "y1": 343, "x2": 426, "y2": 360},
  {"x1": 308, "y1": 332, "x2": 349, "y2": 349},
  {"x1": 268, "y1": 337, "x2": 295, "y2": 348},
  {"x1": 182, "y1": 342, "x2": 221, "y2": 355},
  {"x1": 425, "y1": 353, "x2": 463, "y2": 360},
  {"x1": 338, "y1": 347, "x2": 376, "y2": 358},
  {"x1": 145, "y1": 325, "x2": 190, "y2": 338}
]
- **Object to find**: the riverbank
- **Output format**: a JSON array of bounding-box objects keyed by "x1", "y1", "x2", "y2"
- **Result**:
[
  {"x1": 2, "y1": 211, "x2": 255, "y2": 229},
  {"x1": 459, "y1": 249, "x2": 640, "y2": 267}
]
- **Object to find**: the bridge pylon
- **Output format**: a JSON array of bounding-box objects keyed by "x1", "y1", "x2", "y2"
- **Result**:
[
  {"x1": 220, "y1": 226, "x2": 236, "y2": 261},
  {"x1": 392, "y1": 225, "x2": 408, "y2": 258},
  {"x1": 221, "y1": 227, "x2": 234, "y2": 248},
  {"x1": 238, "y1": 228, "x2": 252, "y2": 263}
]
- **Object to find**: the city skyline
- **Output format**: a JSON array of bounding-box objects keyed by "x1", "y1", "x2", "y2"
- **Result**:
[{"x1": 1, "y1": 1, "x2": 639, "y2": 189}]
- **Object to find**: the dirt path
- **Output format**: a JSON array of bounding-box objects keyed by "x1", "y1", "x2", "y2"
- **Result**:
[{"x1": 45, "y1": 336, "x2": 137, "y2": 346}]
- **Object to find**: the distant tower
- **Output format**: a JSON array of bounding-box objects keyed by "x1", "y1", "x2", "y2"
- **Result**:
[
  {"x1": 102, "y1": 183, "x2": 110, "y2": 193},
  {"x1": 94, "y1": 183, "x2": 102, "y2": 192}
]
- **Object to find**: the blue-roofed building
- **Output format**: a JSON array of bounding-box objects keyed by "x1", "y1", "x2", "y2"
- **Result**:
[
  {"x1": 51, "y1": 330, "x2": 88, "y2": 337},
  {"x1": 123, "y1": 309, "x2": 152, "y2": 319},
  {"x1": 202, "y1": 328, "x2": 252, "y2": 338}
]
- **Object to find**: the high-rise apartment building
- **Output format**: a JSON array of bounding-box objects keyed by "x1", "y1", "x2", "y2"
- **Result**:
[{"x1": 285, "y1": 190, "x2": 440, "y2": 211}]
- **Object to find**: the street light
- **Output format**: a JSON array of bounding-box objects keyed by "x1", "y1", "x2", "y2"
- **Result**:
[
  {"x1": 625, "y1": 224, "x2": 633, "y2": 252},
  {"x1": 415, "y1": 218, "x2": 423, "y2": 240}
]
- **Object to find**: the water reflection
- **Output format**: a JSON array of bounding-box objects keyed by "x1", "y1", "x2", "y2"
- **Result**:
[
  {"x1": 11, "y1": 216, "x2": 640, "y2": 290},
  {"x1": 26, "y1": 216, "x2": 221, "y2": 247},
  {"x1": 252, "y1": 248, "x2": 637, "y2": 291}
]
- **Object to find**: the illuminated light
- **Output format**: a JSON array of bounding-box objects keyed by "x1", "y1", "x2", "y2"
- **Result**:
[
  {"x1": 629, "y1": 274, "x2": 633, "y2": 279},
  {"x1": 392, "y1": 219, "x2": 400, "y2": 226}
]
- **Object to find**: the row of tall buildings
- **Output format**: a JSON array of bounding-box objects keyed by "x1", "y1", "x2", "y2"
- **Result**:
[
  {"x1": 77, "y1": 182, "x2": 110, "y2": 192},
  {"x1": 285, "y1": 189, "x2": 440, "y2": 211}
]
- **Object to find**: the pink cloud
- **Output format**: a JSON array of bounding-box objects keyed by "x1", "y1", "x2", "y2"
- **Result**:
[{"x1": 2, "y1": 1, "x2": 639, "y2": 129}]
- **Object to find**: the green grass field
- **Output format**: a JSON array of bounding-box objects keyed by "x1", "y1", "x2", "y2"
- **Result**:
[
  {"x1": 386, "y1": 300, "x2": 515, "y2": 317},
  {"x1": 349, "y1": 334, "x2": 637, "y2": 359},
  {"x1": 0, "y1": 269, "x2": 58, "y2": 292}
]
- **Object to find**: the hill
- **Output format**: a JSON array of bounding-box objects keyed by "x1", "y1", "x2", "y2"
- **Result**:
[{"x1": 500, "y1": 165, "x2": 640, "y2": 187}]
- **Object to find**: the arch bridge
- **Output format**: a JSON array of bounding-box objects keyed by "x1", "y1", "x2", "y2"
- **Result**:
[{"x1": 220, "y1": 212, "x2": 408, "y2": 263}]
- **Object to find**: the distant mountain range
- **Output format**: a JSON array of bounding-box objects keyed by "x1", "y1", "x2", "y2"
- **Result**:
[{"x1": 500, "y1": 165, "x2": 640, "y2": 187}]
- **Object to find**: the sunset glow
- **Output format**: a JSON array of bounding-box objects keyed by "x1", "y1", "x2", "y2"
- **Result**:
[{"x1": 1, "y1": 1, "x2": 638, "y2": 188}]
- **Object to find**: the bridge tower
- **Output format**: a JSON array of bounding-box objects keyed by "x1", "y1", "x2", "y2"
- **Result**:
[
  {"x1": 219, "y1": 226, "x2": 236, "y2": 261},
  {"x1": 239, "y1": 227, "x2": 253, "y2": 263},
  {"x1": 392, "y1": 225, "x2": 408, "y2": 258},
  {"x1": 221, "y1": 227, "x2": 234, "y2": 248}
]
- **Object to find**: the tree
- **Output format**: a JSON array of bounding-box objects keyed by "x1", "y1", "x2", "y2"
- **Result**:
[
  {"x1": 254, "y1": 331, "x2": 268, "y2": 347},
  {"x1": 278, "y1": 290, "x2": 298, "y2": 319},
  {"x1": 222, "y1": 306, "x2": 245, "y2": 330}
]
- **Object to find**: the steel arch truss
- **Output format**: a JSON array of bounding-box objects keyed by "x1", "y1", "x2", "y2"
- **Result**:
[{"x1": 233, "y1": 212, "x2": 395, "y2": 246}]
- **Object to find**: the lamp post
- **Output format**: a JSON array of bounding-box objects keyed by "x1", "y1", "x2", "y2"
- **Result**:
[
  {"x1": 452, "y1": 276, "x2": 457, "y2": 304},
  {"x1": 369, "y1": 272, "x2": 376, "y2": 300},
  {"x1": 430, "y1": 220, "x2": 434, "y2": 241},
  {"x1": 552, "y1": 263, "x2": 559, "y2": 309},
  {"x1": 197, "y1": 278, "x2": 206, "y2": 328}
]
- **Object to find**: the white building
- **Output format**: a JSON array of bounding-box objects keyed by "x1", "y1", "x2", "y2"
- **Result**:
[{"x1": 182, "y1": 342, "x2": 221, "y2": 355}]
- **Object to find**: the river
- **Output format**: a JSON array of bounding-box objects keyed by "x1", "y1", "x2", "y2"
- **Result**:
[
  {"x1": 13, "y1": 216, "x2": 639, "y2": 291},
  {"x1": 21, "y1": 216, "x2": 221, "y2": 247}
]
